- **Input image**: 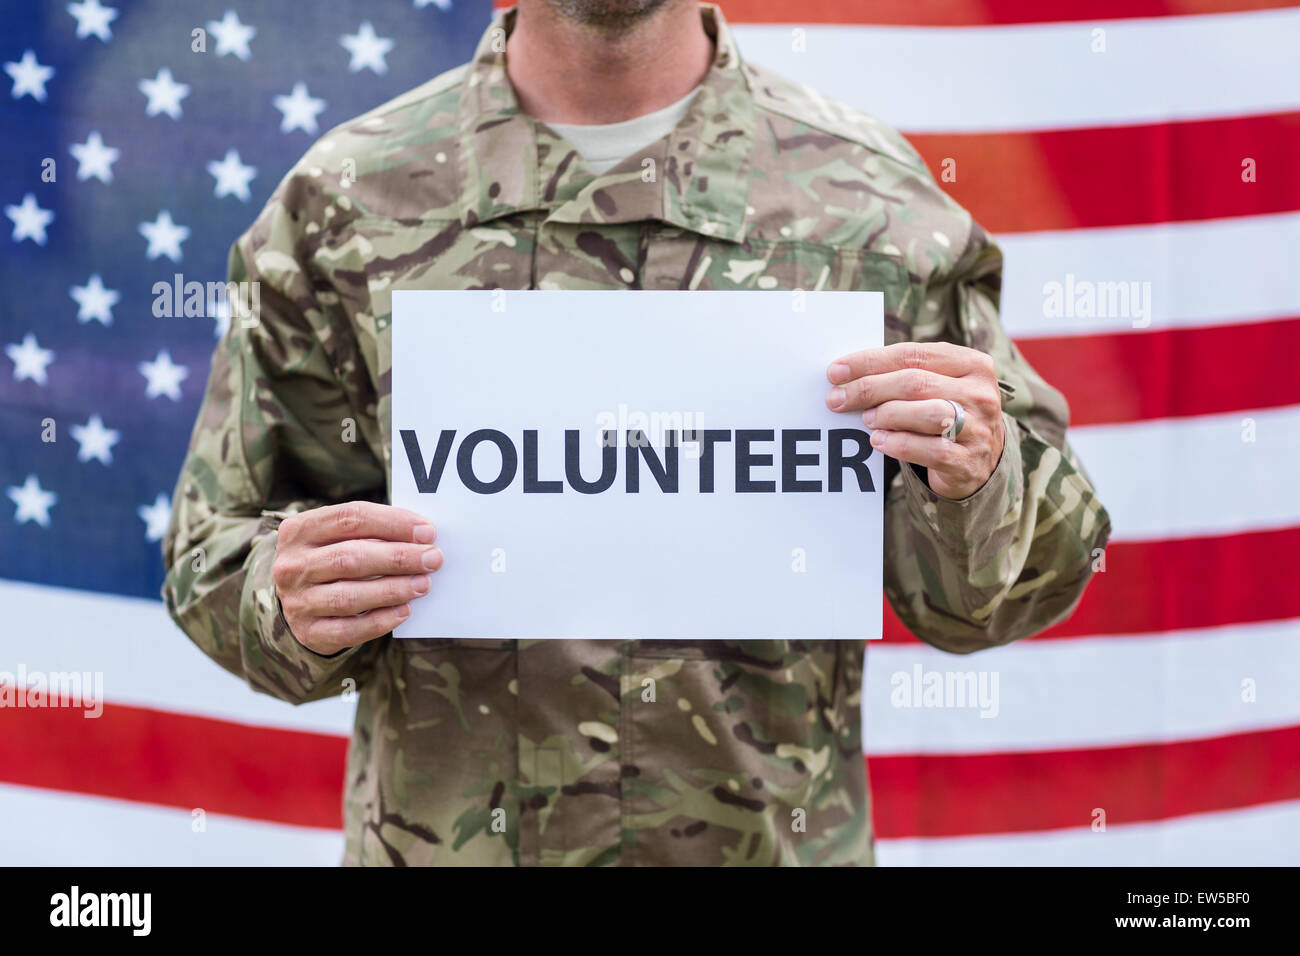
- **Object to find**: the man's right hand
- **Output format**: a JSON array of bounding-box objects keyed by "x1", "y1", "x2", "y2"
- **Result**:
[{"x1": 271, "y1": 501, "x2": 443, "y2": 656}]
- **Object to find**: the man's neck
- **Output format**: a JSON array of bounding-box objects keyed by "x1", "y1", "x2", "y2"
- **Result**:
[{"x1": 506, "y1": 1, "x2": 714, "y2": 125}]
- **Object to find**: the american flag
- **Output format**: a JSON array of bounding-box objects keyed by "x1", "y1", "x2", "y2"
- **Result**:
[{"x1": 1, "y1": 0, "x2": 1297, "y2": 864}]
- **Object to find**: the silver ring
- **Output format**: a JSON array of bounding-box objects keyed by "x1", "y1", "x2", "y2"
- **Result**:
[{"x1": 942, "y1": 400, "x2": 966, "y2": 442}]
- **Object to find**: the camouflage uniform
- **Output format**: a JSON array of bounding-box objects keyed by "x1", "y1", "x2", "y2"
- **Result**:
[{"x1": 163, "y1": 5, "x2": 1110, "y2": 865}]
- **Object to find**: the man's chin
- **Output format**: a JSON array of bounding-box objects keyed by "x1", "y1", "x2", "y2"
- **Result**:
[{"x1": 544, "y1": 0, "x2": 675, "y2": 30}]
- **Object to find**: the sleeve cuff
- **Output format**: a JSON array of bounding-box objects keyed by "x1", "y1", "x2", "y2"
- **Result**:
[
  {"x1": 898, "y1": 412, "x2": 1025, "y2": 554},
  {"x1": 239, "y1": 521, "x2": 367, "y2": 686}
]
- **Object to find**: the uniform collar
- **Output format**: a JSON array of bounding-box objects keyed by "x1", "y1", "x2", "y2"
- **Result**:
[{"x1": 456, "y1": 4, "x2": 752, "y2": 243}]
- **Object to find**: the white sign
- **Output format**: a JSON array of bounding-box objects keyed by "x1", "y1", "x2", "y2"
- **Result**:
[{"x1": 391, "y1": 290, "x2": 884, "y2": 640}]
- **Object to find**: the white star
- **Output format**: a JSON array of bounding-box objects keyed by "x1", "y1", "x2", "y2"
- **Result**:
[
  {"x1": 67, "y1": 0, "x2": 118, "y2": 41},
  {"x1": 6, "y1": 333, "x2": 55, "y2": 385},
  {"x1": 7, "y1": 475, "x2": 57, "y2": 527},
  {"x1": 5, "y1": 193, "x2": 54, "y2": 245},
  {"x1": 341, "y1": 22, "x2": 394, "y2": 75},
  {"x1": 69, "y1": 130, "x2": 120, "y2": 183},
  {"x1": 414, "y1": 0, "x2": 452, "y2": 10},
  {"x1": 273, "y1": 82, "x2": 326, "y2": 135},
  {"x1": 69, "y1": 274, "x2": 120, "y2": 326},
  {"x1": 139, "y1": 67, "x2": 189, "y2": 119},
  {"x1": 70, "y1": 414, "x2": 120, "y2": 465},
  {"x1": 138, "y1": 210, "x2": 189, "y2": 261},
  {"x1": 207, "y1": 148, "x2": 257, "y2": 201},
  {"x1": 207, "y1": 10, "x2": 256, "y2": 60},
  {"x1": 139, "y1": 349, "x2": 189, "y2": 400},
  {"x1": 4, "y1": 50, "x2": 54, "y2": 101},
  {"x1": 138, "y1": 493, "x2": 172, "y2": 542}
]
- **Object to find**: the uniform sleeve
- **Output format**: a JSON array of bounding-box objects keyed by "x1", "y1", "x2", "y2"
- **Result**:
[
  {"x1": 162, "y1": 184, "x2": 388, "y2": 703},
  {"x1": 883, "y1": 224, "x2": 1112, "y2": 654}
]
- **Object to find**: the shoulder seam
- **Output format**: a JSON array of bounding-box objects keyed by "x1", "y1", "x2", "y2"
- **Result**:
[
  {"x1": 743, "y1": 65, "x2": 929, "y2": 176},
  {"x1": 325, "y1": 64, "x2": 469, "y2": 139},
  {"x1": 753, "y1": 100, "x2": 928, "y2": 177}
]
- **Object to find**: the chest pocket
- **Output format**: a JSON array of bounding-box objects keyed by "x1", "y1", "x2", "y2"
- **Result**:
[{"x1": 641, "y1": 231, "x2": 912, "y2": 320}]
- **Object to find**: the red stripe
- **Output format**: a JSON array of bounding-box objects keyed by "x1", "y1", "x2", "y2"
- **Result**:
[
  {"x1": 868, "y1": 724, "x2": 1300, "y2": 838},
  {"x1": 496, "y1": 0, "x2": 1297, "y2": 25},
  {"x1": 6, "y1": 700, "x2": 1296, "y2": 842},
  {"x1": 883, "y1": 524, "x2": 1300, "y2": 642},
  {"x1": 906, "y1": 112, "x2": 1300, "y2": 233},
  {"x1": 1015, "y1": 317, "x2": 1300, "y2": 427},
  {"x1": 0, "y1": 701, "x2": 346, "y2": 829}
]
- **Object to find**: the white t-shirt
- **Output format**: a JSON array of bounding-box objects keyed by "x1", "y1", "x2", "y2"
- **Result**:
[{"x1": 546, "y1": 87, "x2": 700, "y2": 175}]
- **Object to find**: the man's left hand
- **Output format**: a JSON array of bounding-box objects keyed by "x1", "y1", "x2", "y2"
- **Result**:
[{"x1": 826, "y1": 342, "x2": 1005, "y2": 500}]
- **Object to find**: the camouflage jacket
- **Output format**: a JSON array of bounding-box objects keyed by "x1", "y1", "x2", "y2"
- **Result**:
[{"x1": 163, "y1": 5, "x2": 1110, "y2": 866}]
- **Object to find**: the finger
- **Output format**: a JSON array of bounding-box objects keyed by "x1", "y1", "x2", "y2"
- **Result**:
[
  {"x1": 827, "y1": 368, "x2": 979, "y2": 413},
  {"x1": 304, "y1": 540, "x2": 443, "y2": 584},
  {"x1": 299, "y1": 574, "x2": 432, "y2": 618},
  {"x1": 867, "y1": 428, "x2": 963, "y2": 472},
  {"x1": 827, "y1": 342, "x2": 988, "y2": 384},
  {"x1": 288, "y1": 502, "x2": 436, "y2": 547},
  {"x1": 304, "y1": 603, "x2": 413, "y2": 650},
  {"x1": 861, "y1": 399, "x2": 959, "y2": 435}
]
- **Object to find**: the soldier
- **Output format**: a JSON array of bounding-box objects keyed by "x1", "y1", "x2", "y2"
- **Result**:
[{"x1": 163, "y1": 1, "x2": 1110, "y2": 865}]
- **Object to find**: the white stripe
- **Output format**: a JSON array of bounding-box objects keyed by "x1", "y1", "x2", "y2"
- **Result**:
[
  {"x1": 7, "y1": 781, "x2": 1289, "y2": 866},
  {"x1": 1069, "y1": 404, "x2": 1300, "y2": 542},
  {"x1": 733, "y1": 11, "x2": 1300, "y2": 132},
  {"x1": 0, "y1": 579, "x2": 356, "y2": 736},
  {"x1": 998, "y1": 213, "x2": 1300, "y2": 339},
  {"x1": 877, "y1": 798, "x2": 1300, "y2": 865},
  {"x1": 865, "y1": 619, "x2": 1300, "y2": 755},
  {"x1": 0, "y1": 783, "x2": 342, "y2": 865}
]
